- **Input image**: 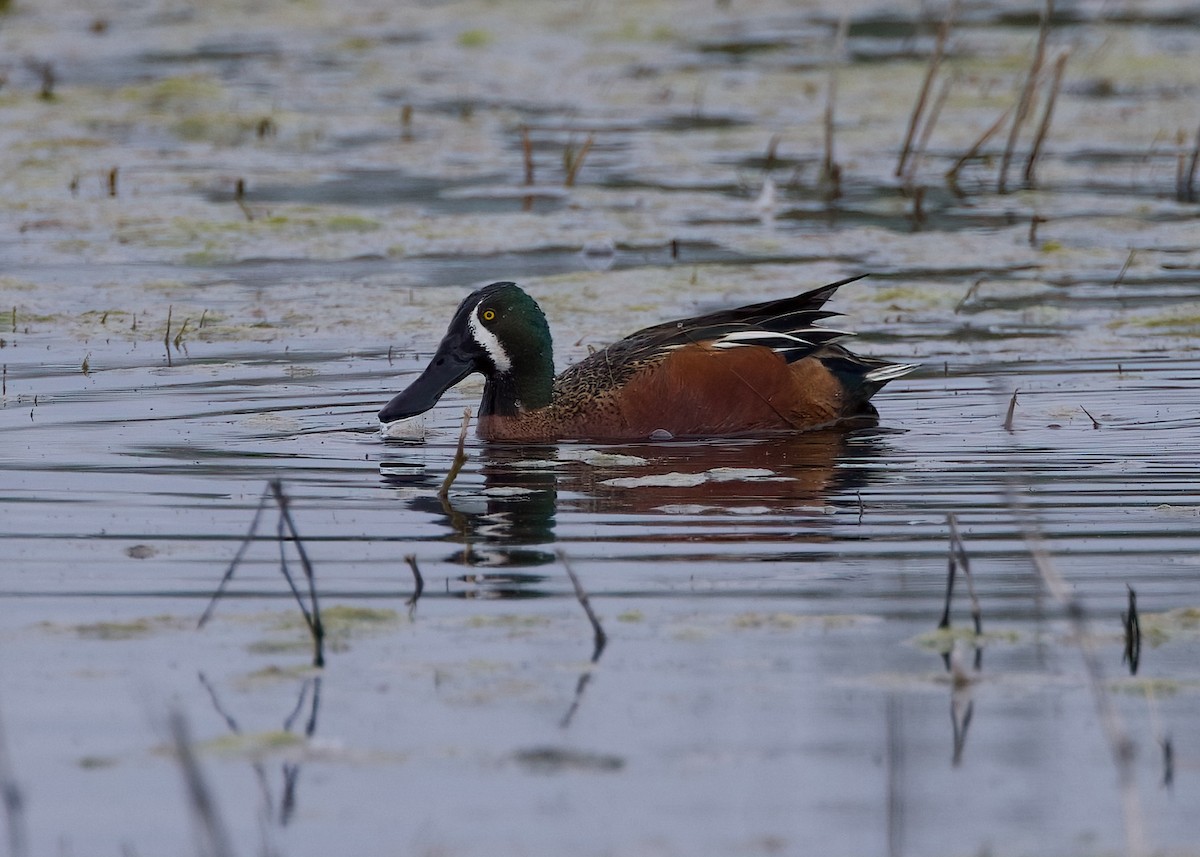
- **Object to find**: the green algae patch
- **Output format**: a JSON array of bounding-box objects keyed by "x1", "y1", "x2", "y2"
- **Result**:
[
  {"x1": 457, "y1": 29, "x2": 492, "y2": 48},
  {"x1": 1141, "y1": 607, "x2": 1200, "y2": 646},
  {"x1": 617, "y1": 610, "x2": 644, "y2": 623},
  {"x1": 236, "y1": 664, "x2": 321, "y2": 689},
  {"x1": 51, "y1": 615, "x2": 188, "y2": 640},
  {"x1": 325, "y1": 214, "x2": 383, "y2": 232},
  {"x1": 465, "y1": 614, "x2": 553, "y2": 630},
  {"x1": 249, "y1": 605, "x2": 402, "y2": 655},
  {"x1": 911, "y1": 626, "x2": 1021, "y2": 654},
  {"x1": 1109, "y1": 305, "x2": 1200, "y2": 337},
  {"x1": 1109, "y1": 676, "x2": 1200, "y2": 697},
  {"x1": 731, "y1": 612, "x2": 871, "y2": 631},
  {"x1": 197, "y1": 730, "x2": 305, "y2": 758}
]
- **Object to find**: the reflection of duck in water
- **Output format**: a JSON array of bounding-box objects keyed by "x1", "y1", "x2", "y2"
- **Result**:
[
  {"x1": 378, "y1": 430, "x2": 891, "y2": 591},
  {"x1": 379, "y1": 276, "x2": 915, "y2": 441}
]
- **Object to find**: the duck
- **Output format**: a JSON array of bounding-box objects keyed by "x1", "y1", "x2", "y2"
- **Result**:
[{"x1": 378, "y1": 275, "x2": 915, "y2": 441}]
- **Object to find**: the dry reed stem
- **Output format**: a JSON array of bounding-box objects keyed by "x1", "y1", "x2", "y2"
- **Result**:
[
  {"x1": 896, "y1": 0, "x2": 958, "y2": 178},
  {"x1": 946, "y1": 104, "x2": 1015, "y2": 190},
  {"x1": 1024, "y1": 49, "x2": 1070, "y2": 185},
  {"x1": 821, "y1": 15, "x2": 849, "y2": 198},
  {"x1": 999, "y1": 0, "x2": 1054, "y2": 192},
  {"x1": 564, "y1": 134, "x2": 594, "y2": 187},
  {"x1": 905, "y1": 76, "x2": 954, "y2": 188},
  {"x1": 1181, "y1": 123, "x2": 1200, "y2": 202},
  {"x1": 521, "y1": 125, "x2": 534, "y2": 185},
  {"x1": 1003, "y1": 389, "x2": 1018, "y2": 431}
]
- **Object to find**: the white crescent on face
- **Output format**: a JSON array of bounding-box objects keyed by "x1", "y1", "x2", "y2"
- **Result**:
[{"x1": 467, "y1": 304, "x2": 512, "y2": 373}]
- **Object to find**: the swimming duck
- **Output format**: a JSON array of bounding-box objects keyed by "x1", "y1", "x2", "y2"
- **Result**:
[{"x1": 379, "y1": 276, "x2": 914, "y2": 441}]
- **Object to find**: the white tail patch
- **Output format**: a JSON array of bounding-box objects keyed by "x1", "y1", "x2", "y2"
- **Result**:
[
  {"x1": 709, "y1": 330, "x2": 814, "y2": 350},
  {"x1": 864, "y1": 362, "x2": 919, "y2": 382}
]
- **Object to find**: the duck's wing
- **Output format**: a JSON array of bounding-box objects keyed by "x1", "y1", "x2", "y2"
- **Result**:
[{"x1": 609, "y1": 274, "x2": 866, "y2": 365}]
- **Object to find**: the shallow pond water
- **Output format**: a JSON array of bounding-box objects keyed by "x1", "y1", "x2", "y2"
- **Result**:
[{"x1": 2, "y1": 0, "x2": 1199, "y2": 855}]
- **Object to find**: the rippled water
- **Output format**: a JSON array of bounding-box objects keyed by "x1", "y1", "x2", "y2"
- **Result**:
[{"x1": 2, "y1": 0, "x2": 1199, "y2": 855}]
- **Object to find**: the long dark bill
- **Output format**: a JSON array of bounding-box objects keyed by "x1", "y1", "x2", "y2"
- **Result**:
[{"x1": 378, "y1": 331, "x2": 482, "y2": 423}]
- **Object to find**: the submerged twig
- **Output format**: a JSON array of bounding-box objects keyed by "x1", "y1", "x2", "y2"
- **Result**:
[
  {"x1": 557, "y1": 550, "x2": 608, "y2": 729},
  {"x1": 270, "y1": 479, "x2": 325, "y2": 668},
  {"x1": 999, "y1": 0, "x2": 1053, "y2": 192},
  {"x1": 198, "y1": 484, "x2": 272, "y2": 628},
  {"x1": 169, "y1": 711, "x2": 236, "y2": 857},
  {"x1": 1121, "y1": 584, "x2": 1141, "y2": 675},
  {"x1": 198, "y1": 480, "x2": 325, "y2": 668},
  {"x1": 1178, "y1": 122, "x2": 1200, "y2": 203},
  {"x1": 1006, "y1": 486, "x2": 1147, "y2": 857},
  {"x1": 941, "y1": 514, "x2": 982, "y2": 634},
  {"x1": 404, "y1": 554, "x2": 424, "y2": 617},
  {"x1": 558, "y1": 550, "x2": 606, "y2": 662},
  {"x1": 0, "y1": 706, "x2": 27, "y2": 857},
  {"x1": 896, "y1": 0, "x2": 958, "y2": 178}
]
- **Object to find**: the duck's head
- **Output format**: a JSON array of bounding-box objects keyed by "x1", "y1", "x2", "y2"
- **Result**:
[{"x1": 379, "y1": 281, "x2": 554, "y2": 425}]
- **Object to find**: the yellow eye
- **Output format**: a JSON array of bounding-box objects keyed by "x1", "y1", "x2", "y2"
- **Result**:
[{"x1": 482, "y1": 309, "x2": 496, "y2": 322}]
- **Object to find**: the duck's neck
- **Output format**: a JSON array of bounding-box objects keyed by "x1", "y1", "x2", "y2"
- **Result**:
[{"x1": 481, "y1": 353, "x2": 554, "y2": 416}]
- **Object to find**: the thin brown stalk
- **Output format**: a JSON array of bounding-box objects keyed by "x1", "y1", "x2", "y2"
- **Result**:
[
  {"x1": 954, "y1": 279, "x2": 983, "y2": 313},
  {"x1": 557, "y1": 550, "x2": 607, "y2": 663},
  {"x1": 904, "y1": 76, "x2": 954, "y2": 188},
  {"x1": 821, "y1": 16, "x2": 849, "y2": 199},
  {"x1": 235, "y1": 178, "x2": 253, "y2": 222},
  {"x1": 1114, "y1": 249, "x2": 1136, "y2": 286},
  {"x1": 946, "y1": 104, "x2": 1014, "y2": 191},
  {"x1": 439, "y1": 407, "x2": 473, "y2": 501},
  {"x1": 1081, "y1": 405, "x2": 1100, "y2": 429},
  {"x1": 1003, "y1": 390, "x2": 1018, "y2": 431},
  {"x1": 896, "y1": 0, "x2": 958, "y2": 178},
  {"x1": 564, "y1": 133, "x2": 594, "y2": 187},
  {"x1": 521, "y1": 125, "x2": 534, "y2": 185},
  {"x1": 1023, "y1": 50, "x2": 1070, "y2": 186},
  {"x1": 999, "y1": 0, "x2": 1054, "y2": 192}
]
